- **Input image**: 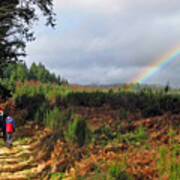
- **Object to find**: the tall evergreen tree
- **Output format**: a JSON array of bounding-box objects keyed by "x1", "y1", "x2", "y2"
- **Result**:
[
  {"x1": 0, "y1": 0, "x2": 55, "y2": 77},
  {"x1": 16, "y1": 63, "x2": 28, "y2": 82},
  {"x1": 0, "y1": 0, "x2": 55, "y2": 98},
  {"x1": 29, "y1": 62, "x2": 38, "y2": 80}
]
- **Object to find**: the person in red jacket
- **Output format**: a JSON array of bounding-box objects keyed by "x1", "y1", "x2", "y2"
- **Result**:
[{"x1": 5, "y1": 116, "x2": 16, "y2": 148}]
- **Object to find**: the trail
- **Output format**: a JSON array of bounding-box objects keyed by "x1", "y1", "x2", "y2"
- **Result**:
[{"x1": 0, "y1": 122, "x2": 52, "y2": 180}]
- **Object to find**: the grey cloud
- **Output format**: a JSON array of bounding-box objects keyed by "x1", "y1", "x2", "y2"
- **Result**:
[{"x1": 26, "y1": 0, "x2": 180, "y2": 86}]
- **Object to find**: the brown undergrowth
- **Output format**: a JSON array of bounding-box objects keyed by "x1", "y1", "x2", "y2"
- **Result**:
[{"x1": 0, "y1": 101, "x2": 179, "y2": 180}]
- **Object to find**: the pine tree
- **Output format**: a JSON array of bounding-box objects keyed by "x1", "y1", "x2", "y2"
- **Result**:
[
  {"x1": 0, "y1": 0, "x2": 55, "y2": 76},
  {"x1": 0, "y1": 0, "x2": 55, "y2": 98}
]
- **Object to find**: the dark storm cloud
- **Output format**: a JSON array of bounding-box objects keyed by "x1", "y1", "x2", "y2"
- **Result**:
[{"x1": 26, "y1": 0, "x2": 180, "y2": 86}]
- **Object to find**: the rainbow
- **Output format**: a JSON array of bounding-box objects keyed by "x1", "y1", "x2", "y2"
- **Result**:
[{"x1": 129, "y1": 47, "x2": 180, "y2": 90}]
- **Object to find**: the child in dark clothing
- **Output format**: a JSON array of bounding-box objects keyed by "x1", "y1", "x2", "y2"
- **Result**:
[
  {"x1": 0, "y1": 109, "x2": 3, "y2": 132},
  {"x1": 0, "y1": 109, "x2": 6, "y2": 140}
]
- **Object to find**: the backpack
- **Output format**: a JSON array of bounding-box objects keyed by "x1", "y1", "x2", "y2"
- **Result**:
[{"x1": 6, "y1": 117, "x2": 14, "y2": 133}]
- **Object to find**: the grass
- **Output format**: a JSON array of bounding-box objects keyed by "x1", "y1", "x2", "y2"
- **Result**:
[
  {"x1": 118, "y1": 126, "x2": 148, "y2": 146},
  {"x1": 90, "y1": 159, "x2": 133, "y2": 180},
  {"x1": 16, "y1": 137, "x2": 29, "y2": 143},
  {"x1": 50, "y1": 172, "x2": 65, "y2": 180},
  {"x1": 156, "y1": 137, "x2": 180, "y2": 180},
  {"x1": 108, "y1": 162, "x2": 133, "y2": 180}
]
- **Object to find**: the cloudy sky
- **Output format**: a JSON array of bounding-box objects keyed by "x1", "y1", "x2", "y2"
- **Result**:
[{"x1": 26, "y1": 0, "x2": 180, "y2": 86}]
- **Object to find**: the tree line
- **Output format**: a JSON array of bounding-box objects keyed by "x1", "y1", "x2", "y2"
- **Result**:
[
  {"x1": 3, "y1": 62, "x2": 67, "y2": 84},
  {"x1": 0, "y1": 62, "x2": 67, "y2": 96}
]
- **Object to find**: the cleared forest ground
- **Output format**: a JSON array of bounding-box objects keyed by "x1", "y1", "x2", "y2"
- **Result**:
[
  {"x1": 0, "y1": 106, "x2": 179, "y2": 180},
  {"x1": 0, "y1": 82, "x2": 180, "y2": 179}
]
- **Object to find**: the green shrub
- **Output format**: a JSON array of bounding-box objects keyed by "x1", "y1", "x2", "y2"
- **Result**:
[
  {"x1": 44, "y1": 107, "x2": 71, "y2": 132},
  {"x1": 92, "y1": 122, "x2": 117, "y2": 145},
  {"x1": 168, "y1": 127, "x2": 177, "y2": 145},
  {"x1": 14, "y1": 91, "x2": 48, "y2": 121},
  {"x1": 35, "y1": 101, "x2": 49, "y2": 123},
  {"x1": 66, "y1": 115, "x2": 91, "y2": 146},
  {"x1": 120, "y1": 108, "x2": 129, "y2": 119},
  {"x1": 88, "y1": 91, "x2": 106, "y2": 107},
  {"x1": 108, "y1": 162, "x2": 133, "y2": 180},
  {"x1": 119, "y1": 126, "x2": 148, "y2": 146},
  {"x1": 101, "y1": 123, "x2": 117, "y2": 139}
]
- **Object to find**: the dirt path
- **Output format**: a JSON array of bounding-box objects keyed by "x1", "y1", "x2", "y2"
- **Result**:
[{"x1": 0, "y1": 122, "x2": 53, "y2": 180}]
